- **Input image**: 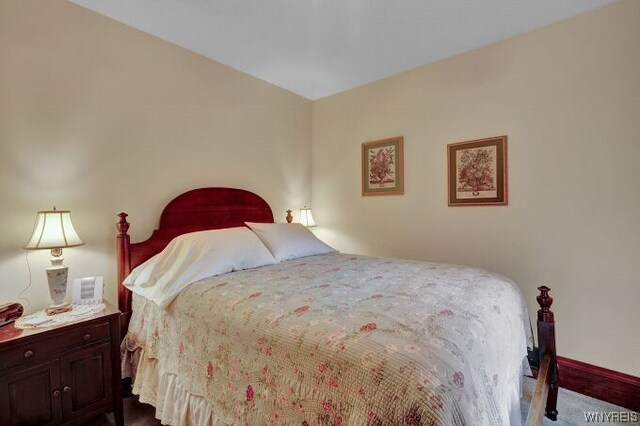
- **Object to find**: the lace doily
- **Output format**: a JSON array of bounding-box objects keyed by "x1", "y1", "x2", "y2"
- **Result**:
[{"x1": 15, "y1": 304, "x2": 106, "y2": 329}]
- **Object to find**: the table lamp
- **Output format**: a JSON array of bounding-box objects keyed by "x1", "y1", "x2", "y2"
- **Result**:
[
  {"x1": 24, "y1": 207, "x2": 84, "y2": 315},
  {"x1": 298, "y1": 206, "x2": 317, "y2": 228}
]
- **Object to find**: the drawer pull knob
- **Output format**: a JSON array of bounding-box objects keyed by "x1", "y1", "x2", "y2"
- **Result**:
[
  {"x1": 53, "y1": 389, "x2": 61, "y2": 397},
  {"x1": 83, "y1": 333, "x2": 91, "y2": 341},
  {"x1": 23, "y1": 350, "x2": 34, "y2": 358},
  {"x1": 63, "y1": 386, "x2": 71, "y2": 393}
]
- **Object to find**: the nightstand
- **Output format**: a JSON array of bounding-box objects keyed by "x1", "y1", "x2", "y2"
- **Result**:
[{"x1": 0, "y1": 302, "x2": 124, "y2": 426}]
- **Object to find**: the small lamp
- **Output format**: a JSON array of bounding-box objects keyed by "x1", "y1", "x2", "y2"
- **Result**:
[
  {"x1": 298, "y1": 206, "x2": 317, "y2": 228},
  {"x1": 25, "y1": 207, "x2": 84, "y2": 315}
]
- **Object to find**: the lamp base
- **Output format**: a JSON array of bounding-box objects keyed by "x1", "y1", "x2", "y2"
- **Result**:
[
  {"x1": 46, "y1": 255, "x2": 68, "y2": 301},
  {"x1": 46, "y1": 303, "x2": 72, "y2": 316}
]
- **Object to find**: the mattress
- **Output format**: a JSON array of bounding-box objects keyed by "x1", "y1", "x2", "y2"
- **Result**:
[{"x1": 123, "y1": 252, "x2": 532, "y2": 425}]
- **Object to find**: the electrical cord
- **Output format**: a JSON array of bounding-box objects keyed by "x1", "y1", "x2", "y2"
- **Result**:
[{"x1": 17, "y1": 250, "x2": 32, "y2": 309}]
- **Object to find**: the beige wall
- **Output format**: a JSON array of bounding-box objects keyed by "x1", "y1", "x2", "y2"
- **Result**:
[
  {"x1": 312, "y1": 0, "x2": 640, "y2": 376},
  {"x1": 0, "y1": 1, "x2": 311, "y2": 312},
  {"x1": 1, "y1": 0, "x2": 637, "y2": 377}
]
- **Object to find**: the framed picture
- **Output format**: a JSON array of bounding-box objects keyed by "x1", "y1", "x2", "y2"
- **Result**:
[
  {"x1": 447, "y1": 135, "x2": 507, "y2": 206},
  {"x1": 362, "y1": 136, "x2": 404, "y2": 196},
  {"x1": 72, "y1": 276, "x2": 104, "y2": 305}
]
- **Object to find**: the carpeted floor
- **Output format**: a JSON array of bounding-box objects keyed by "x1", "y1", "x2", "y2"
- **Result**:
[
  {"x1": 520, "y1": 376, "x2": 638, "y2": 425},
  {"x1": 87, "y1": 377, "x2": 638, "y2": 425}
]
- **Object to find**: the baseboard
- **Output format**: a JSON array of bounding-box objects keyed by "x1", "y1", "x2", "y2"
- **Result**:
[{"x1": 556, "y1": 356, "x2": 640, "y2": 412}]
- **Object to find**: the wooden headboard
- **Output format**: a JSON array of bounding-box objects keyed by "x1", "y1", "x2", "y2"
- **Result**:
[{"x1": 116, "y1": 187, "x2": 274, "y2": 337}]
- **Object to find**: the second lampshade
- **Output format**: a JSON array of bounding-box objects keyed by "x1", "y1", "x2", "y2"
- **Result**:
[{"x1": 298, "y1": 206, "x2": 316, "y2": 228}]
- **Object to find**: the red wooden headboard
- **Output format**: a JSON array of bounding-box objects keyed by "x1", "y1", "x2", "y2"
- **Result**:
[{"x1": 116, "y1": 187, "x2": 274, "y2": 337}]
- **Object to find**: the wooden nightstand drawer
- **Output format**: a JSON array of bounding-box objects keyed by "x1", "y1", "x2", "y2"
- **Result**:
[{"x1": 0, "y1": 321, "x2": 111, "y2": 371}]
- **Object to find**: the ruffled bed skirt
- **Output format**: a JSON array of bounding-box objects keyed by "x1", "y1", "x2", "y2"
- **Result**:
[
  {"x1": 122, "y1": 348, "x2": 527, "y2": 426},
  {"x1": 128, "y1": 349, "x2": 229, "y2": 426}
]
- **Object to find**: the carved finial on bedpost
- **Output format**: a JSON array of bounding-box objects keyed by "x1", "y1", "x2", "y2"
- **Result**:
[
  {"x1": 536, "y1": 285, "x2": 558, "y2": 421},
  {"x1": 117, "y1": 212, "x2": 130, "y2": 235},
  {"x1": 286, "y1": 210, "x2": 293, "y2": 224},
  {"x1": 537, "y1": 285, "x2": 554, "y2": 323}
]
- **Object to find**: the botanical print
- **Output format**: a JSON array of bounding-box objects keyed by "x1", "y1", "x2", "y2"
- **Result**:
[
  {"x1": 125, "y1": 252, "x2": 531, "y2": 425},
  {"x1": 362, "y1": 136, "x2": 404, "y2": 196},
  {"x1": 368, "y1": 145, "x2": 396, "y2": 188},
  {"x1": 448, "y1": 136, "x2": 507, "y2": 206},
  {"x1": 456, "y1": 146, "x2": 498, "y2": 199}
]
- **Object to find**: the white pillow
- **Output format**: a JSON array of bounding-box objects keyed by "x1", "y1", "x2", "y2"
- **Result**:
[
  {"x1": 245, "y1": 222, "x2": 336, "y2": 262},
  {"x1": 124, "y1": 227, "x2": 276, "y2": 308}
]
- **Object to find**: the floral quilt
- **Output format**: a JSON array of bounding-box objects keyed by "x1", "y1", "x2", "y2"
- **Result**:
[{"x1": 124, "y1": 253, "x2": 531, "y2": 425}]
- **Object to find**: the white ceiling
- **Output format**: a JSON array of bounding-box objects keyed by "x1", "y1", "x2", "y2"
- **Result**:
[{"x1": 69, "y1": 0, "x2": 615, "y2": 100}]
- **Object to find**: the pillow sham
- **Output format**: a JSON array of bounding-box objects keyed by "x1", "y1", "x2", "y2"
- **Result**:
[
  {"x1": 124, "y1": 227, "x2": 276, "y2": 308},
  {"x1": 245, "y1": 222, "x2": 336, "y2": 262}
]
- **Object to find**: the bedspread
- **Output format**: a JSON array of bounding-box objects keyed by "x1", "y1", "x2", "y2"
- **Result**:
[{"x1": 124, "y1": 253, "x2": 532, "y2": 425}]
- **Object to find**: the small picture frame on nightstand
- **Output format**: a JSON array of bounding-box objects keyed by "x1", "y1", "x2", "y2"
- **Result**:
[{"x1": 72, "y1": 276, "x2": 104, "y2": 305}]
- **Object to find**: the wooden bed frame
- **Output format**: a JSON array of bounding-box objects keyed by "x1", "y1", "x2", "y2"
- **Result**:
[{"x1": 116, "y1": 187, "x2": 559, "y2": 425}]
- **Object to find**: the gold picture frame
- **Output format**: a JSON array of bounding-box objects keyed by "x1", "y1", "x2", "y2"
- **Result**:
[
  {"x1": 362, "y1": 136, "x2": 404, "y2": 196},
  {"x1": 447, "y1": 135, "x2": 508, "y2": 206}
]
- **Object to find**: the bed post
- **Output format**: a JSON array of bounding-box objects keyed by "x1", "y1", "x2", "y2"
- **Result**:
[
  {"x1": 117, "y1": 212, "x2": 132, "y2": 339},
  {"x1": 537, "y1": 286, "x2": 558, "y2": 421}
]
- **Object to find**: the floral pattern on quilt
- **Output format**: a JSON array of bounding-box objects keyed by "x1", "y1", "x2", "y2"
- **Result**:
[{"x1": 125, "y1": 253, "x2": 531, "y2": 425}]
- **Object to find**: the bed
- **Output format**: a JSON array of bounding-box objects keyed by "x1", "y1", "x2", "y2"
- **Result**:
[{"x1": 116, "y1": 187, "x2": 558, "y2": 426}]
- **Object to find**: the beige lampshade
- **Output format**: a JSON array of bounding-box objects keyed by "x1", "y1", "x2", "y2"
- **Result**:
[
  {"x1": 299, "y1": 206, "x2": 317, "y2": 228},
  {"x1": 25, "y1": 209, "x2": 84, "y2": 250}
]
